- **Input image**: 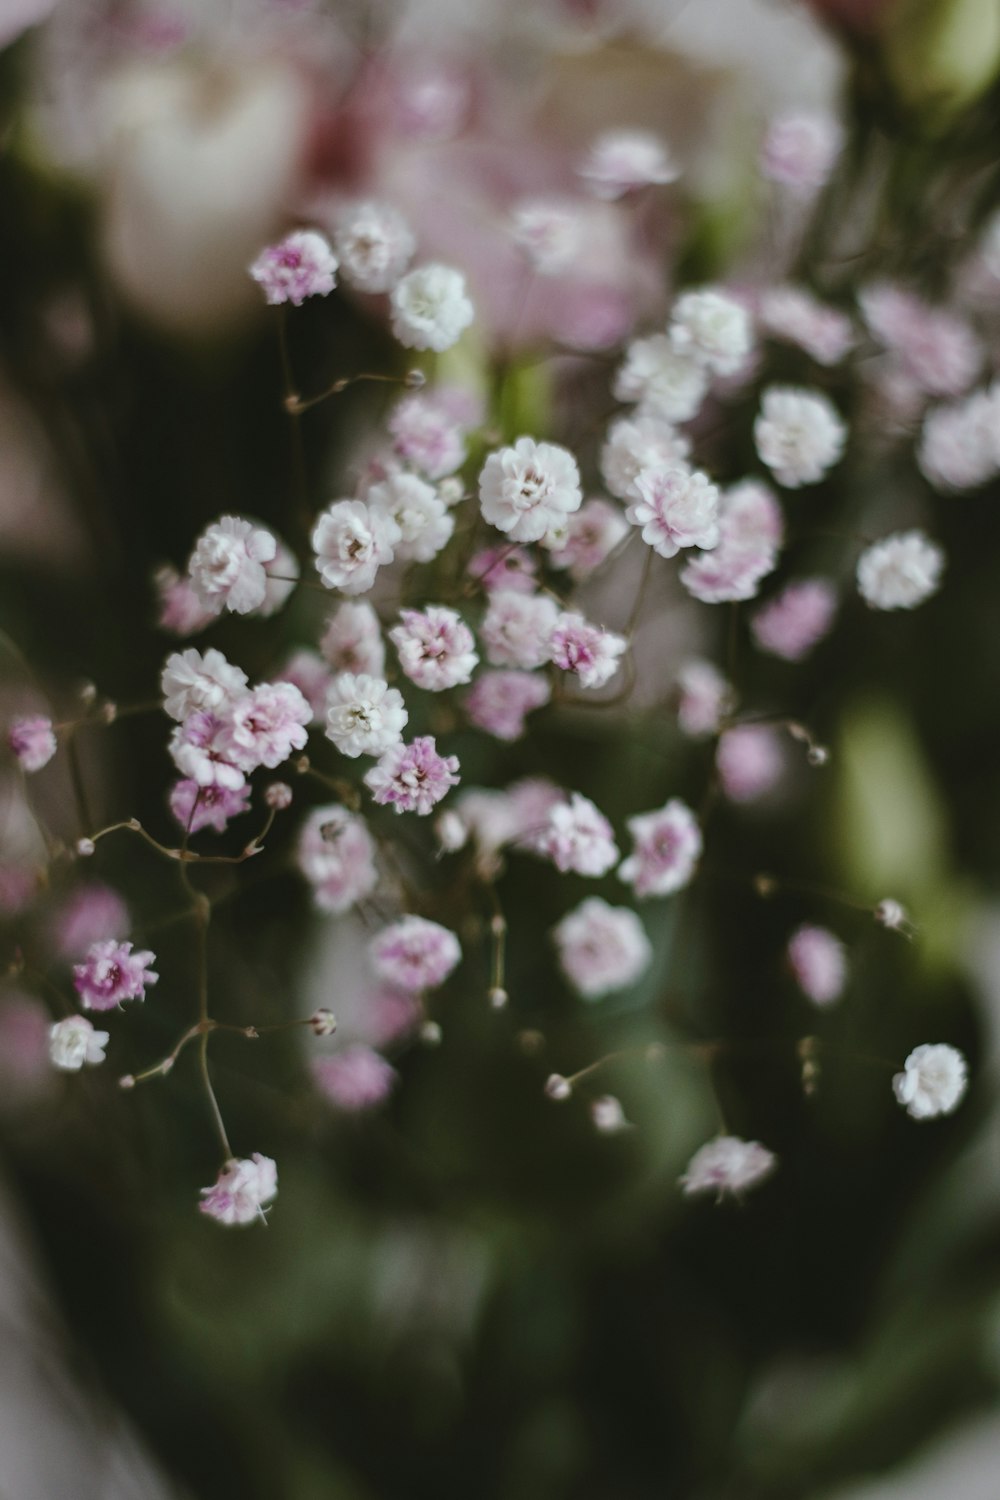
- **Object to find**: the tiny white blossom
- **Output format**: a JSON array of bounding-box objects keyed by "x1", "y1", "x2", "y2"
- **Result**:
[
  {"x1": 613, "y1": 335, "x2": 708, "y2": 422},
  {"x1": 893, "y1": 1044, "x2": 968, "y2": 1120},
  {"x1": 334, "y1": 200, "x2": 415, "y2": 293},
  {"x1": 510, "y1": 198, "x2": 583, "y2": 275},
  {"x1": 601, "y1": 413, "x2": 690, "y2": 502},
  {"x1": 754, "y1": 386, "x2": 846, "y2": 487},
  {"x1": 325, "y1": 673, "x2": 408, "y2": 758},
  {"x1": 390, "y1": 264, "x2": 474, "y2": 352},
  {"x1": 669, "y1": 288, "x2": 753, "y2": 376},
  {"x1": 578, "y1": 129, "x2": 680, "y2": 199},
  {"x1": 856, "y1": 531, "x2": 944, "y2": 611},
  {"x1": 49, "y1": 1015, "x2": 109, "y2": 1072},
  {"x1": 680, "y1": 1136, "x2": 776, "y2": 1199}
]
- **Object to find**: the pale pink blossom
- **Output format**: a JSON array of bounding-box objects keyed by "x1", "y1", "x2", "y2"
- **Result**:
[
  {"x1": 390, "y1": 607, "x2": 478, "y2": 691},
  {"x1": 481, "y1": 590, "x2": 560, "y2": 670},
  {"x1": 601, "y1": 414, "x2": 690, "y2": 503},
  {"x1": 468, "y1": 546, "x2": 538, "y2": 595},
  {"x1": 760, "y1": 111, "x2": 843, "y2": 195},
  {"x1": 388, "y1": 392, "x2": 467, "y2": 479},
  {"x1": 312, "y1": 500, "x2": 400, "y2": 596},
  {"x1": 363, "y1": 987, "x2": 422, "y2": 1047},
  {"x1": 669, "y1": 288, "x2": 754, "y2": 376},
  {"x1": 479, "y1": 437, "x2": 582, "y2": 544},
  {"x1": 188, "y1": 517, "x2": 278, "y2": 615},
  {"x1": 464, "y1": 671, "x2": 550, "y2": 742},
  {"x1": 73, "y1": 940, "x2": 158, "y2": 1012},
  {"x1": 312, "y1": 1046, "x2": 398, "y2": 1111},
  {"x1": 549, "y1": 613, "x2": 627, "y2": 690},
  {"x1": 364, "y1": 736, "x2": 460, "y2": 815},
  {"x1": 161, "y1": 647, "x2": 247, "y2": 722},
  {"x1": 390, "y1": 264, "x2": 474, "y2": 352},
  {"x1": 679, "y1": 479, "x2": 783, "y2": 604},
  {"x1": 681, "y1": 1136, "x2": 777, "y2": 1197},
  {"x1": 266, "y1": 782, "x2": 293, "y2": 810},
  {"x1": 619, "y1": 798, "x2": 702, "y2": 898},
  {"x1": 754, "y1": 386, "x2": 846, "y2": 487},
  {"x1": 218, "y1": 681, "x2": 311, "y2": 772},
  {"x1": 859, "y1": 281, "x2": 981, "y2": 397},
  {"x1": 169, "y1": 778, "x2": 252, "y2": 834},
  {"x1": 53, "y1": 884, "x2": 130, "y2": 961},
  {"x1": 333, "y1": 201, "x2": 414, "y2": 293},
  {"x1": 591, "y1": 1095, "x2": 631, "y2": 1133},
  {"x1": 554, "y1": 897, "x2": 651, "y2": 998},
  {"x1": 613, "y1": 336, "x2": 708, "y2": 422},
  {"x1": 320, "y1": 601, "x2": 386, "y2": 677},
  {"x1": 250, "y1": 229, "x2": 337, "y2": 305},
  {"x1": 368, "y1": 473, "x2": 454, "y2": 562},
  {"x1": 856, "y1": 531, "x2": 944, "y2": 610},
  {"x1": 297, "y1": 805, "x2": 378, "y2": 914},
  {"x1": 8, "y1": 715, "x2": 56, "y2": 773},
  {"x1": 751, "y1": 579, "x2": 837, "y2": 661},
  {"x1": 893, "y1": 1043, "x2": 968, "y2": 1119},
  {"x1": 168, "y1": 711, "x2": 244, "y2": 791},
  {"x1": 787, "y1": 925, "x2": 847, "y2": 1006},
  {"x1": 578, "y1": 129, "x2": 680, "y2": 199},
  {"x1": 530, "y1": 793, "x2": 619, "y2": 877},
  {"x1": 918, "y1": 386, "x2": 1000, "y2": 491},
  {"x1": 758, "y1": 286, "x2": 855, "y2": 365},
  {"x1": 627, "y1": 464, "x2": 720, "y2": 559},
  {"x1": 369, "y1": 915, "x2": 461, "y2": 992},
  {"x1": 548, "y1": 500, "x2": 629, "y2": 579},
  {"x1": 49, "y1": 1014, "x2": 109, "y2": 1073},
  {"x1": 199, "y1": 1154, "x2": 277, "y2": 1227},
  {"x1": 716, "y1": 725, "x2": 786, "y2": 803},
  {"x1": 677, "y1": 660, "x2": 731, "y2": 738},
  {"x1": 153, "y1": 564, "x2": 215, "y2": 636},
  {"x1": 276, "y1": 649, "x2": 333, "y2": 723},
  {"x1": 325, "y1": 673, "x2": 408, "y2": 758},
  {"x1": 510, "y1": 198, "x2": 583, "y2": 275}
]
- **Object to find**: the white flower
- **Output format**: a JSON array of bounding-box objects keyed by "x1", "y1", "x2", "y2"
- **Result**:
[
  {"x1": 325, "y1": 673, "x2": 408, "y2": 758},
  {"x1": 479, "y1": 436, "x2": 582, "y2": 544},
  {"x1": 918, "y1": 386, "x2": 1000, "y2": 492},
  {"x1": 161, "y1": 648, "x2": 248, "y2": 722},
  {"x1": 188, "y1": 516, "x2": 278, "y2": 615},
  {"x1": 680, "y1": 1137, "x2": 776, "y2": 1198},
  {"x1": 856, "y1": 530, "x2": 944, "y2": 610},
  {"x1": 578, "y1": 129, "x2": 680, "y2": 199},
  {"x1": 334, "y1": 200, "x2": 415, "y2": 293},
  {"x1": 390, "y1": 264, "x2": 474, "y2": 352},
  {"x1": 590, "y1": 1095, "x2": 631, "y2": 1133},
  {"x1": 754, "y1": 386, "x2": 846, "y2": 487},
  {"x1": 601, "y1": 413, "x2": 690, "y2": 502},
  {"x1": 368, "y1": 472, "x2": 454, "y2": 562},
  {"x1": 510, "y1": 198, "x2": 583, "y2": 275},
  {"x1": 312, "y1": 500, "x2": 401, "y2": 594},
  {"x1": 613, "y1": 335, "x2": 708, "y2": 422},
  {"x1": 893, "y1": 1044, "x2": 968, "y2": 1120},
  {"x1": 554, "y1": 897, "x2": 651, "y2": 999},
  {"x1": 669, "y1": 288, "x2": 753, "y2": 376},
  {"x1": 200, "y1": 1153, "x2": 278, "y2": 1226},
  {"x1": 49, "y1": 1015, "x2": 109, "y2": 1072},
  {"x1": 626, "y1": 464, "x2": 720, "y2": 558}
]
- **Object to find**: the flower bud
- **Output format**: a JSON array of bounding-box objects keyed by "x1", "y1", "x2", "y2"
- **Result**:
[
  {"x1": 310, "y1": 1008, "x2": 337, "y2": 1037},
  {"x1": 266, "y1": 781, "x2": 293, "y2": 810},
  {"x1": 545, "y1": 1072, "x2": 571, "y2": 1101}
]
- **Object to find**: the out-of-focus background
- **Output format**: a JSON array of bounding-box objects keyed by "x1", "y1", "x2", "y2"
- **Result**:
[{"x1": 2, "y1": 1, "x2": 1000, "y2": 1496}]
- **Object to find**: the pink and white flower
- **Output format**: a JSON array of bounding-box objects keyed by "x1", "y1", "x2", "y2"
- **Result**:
[
  {"x1": 601, "y1": 414, "x2": 691, "y2": 503},
  {"x1": 388, "y1": 391, "x2": 468, "y2": 479},
  {"x1": 53, "y1": 884, "x2": 130, "y2": 961},
  {"x1": 669, "y1": 288, "x2": 753, "y2": 376},
  {"x1": 368, "y1": 473, "x2": 454, "y2": 562},
  {"x1": 681, "y1": 1136, "x2": 777, "y2": 1198},
  {"x1": 312, "y1": 1046, "x2": 398, "y2": 1111},
  {"x1": 716, "y1": 725, "x2": 786, "y2": 803},
  {"x1": 320, "y1": 601, "x2": 386, "y2": 677},
  {"x1": 679, "y1": 480, "x2": 783, "y2": 604},
  {"x1": 468, "y1": 546, "x2": 538, "y2": 595},
  {"x1": 161, "y1": 648, "x2": 248, "y2": 722},
  {"x1": 758, "y1": 286, "x2": 855, "y2": 366},
  {"x1": 759, "y1": 110, "x2": 843, "y2": 195},
  {"x1": 9, "y1": 715, "x2": 56, "y2": 773},
  {"x1": 169, "y1": 711, "x2": 244, "y2": 791},
  {"x1": 188, "y1": 516, "x2": 279, "y2": 615},
  {"x1": 549, "y1": 613, "x2": 627, "y2": 690},
  {"x1": 390, "y1": 606, "x2": 478, "y2": 691},
  {"x1": 613, "y1": 336, "x2": 708, "y2": 421},
  {"x1": 169, "y1": 778, "x2": 251, "y2": 834},
  {"x1": 464, "y1": 670, "x2": 550, "y2": 742},
  {"x1": 859, "y1": 281, "x2": 981, "y2": 398},
  {"x1": 325, "y1": 673, "x2": 408, "y2": 758},
  {"x1": 626, "y1": 464, "x2": 720, "y2": 559},
  {"x1": 618, "y1": 798, "x2": 702, "y2": 898},
  {"x1": 297, "y1": 805, "x2": 379, "y2": 914},
  {"x1": 479, "y1": 437, "x2": 582, "y2": 544},
  {"x1": 677, "y1": 660, "x2": 731, "y2": 738},
  {"x1": 218, "y1": 681, "x2": 311, "y2": 772},
  {"x1": 312, "y1": 500, "x2": 401, "y2": 595},
  {"x1": 153, "y1": 565, "x2": 215, "y2": 636},
  {"x1": 510, "y1": 198, "x2": 583, "y2": 275},
  {"x1": 751, "y1": 579, "x2": 837, "y2": 661},
  {"x1": 369, "y1": 915, "x2": 461, "y2": 992},
  {"x1": 364, "y1": 736, "x2": 460, "y2": 815},
  {"x1": 554, "y1": 898, "x2": 652, "y2": 999},
  {"x1": 276, "y1": 650, "x2": 333, "y2": 724},
  {"x1": 918, "y1": 386, "x2": 1000, "y2": 491},
  {"x1": 547, "y1": 500, "x2": 629, "y2": 579},
  {"x1": 200, "y1": 1153, "x2": 277, "y2": 1226},
  {"x1": 578, "y1": 129, "x2": 680, "y2": 199},
  {"x1": 481, "y1": 590, "x2": 560, "y2": 670},
  {"x1": 250, "y1": 229, "x2": 337, "y2": 306},
  {"x1": 530, "y1": 793, "x2": 619, "y2": 877},
  {"x1": 754, "y1": 386, "x2": 846, "y2": 487},
  {"x1": 73, "y1": 940, "x2": 158, "y2": 1011},
  {"x1": 787, "y1": 925, "x2": 847, "y2": 1006},
  {"x1": 856, "y1": 531, "x2": 944, "y2": 610},
  {"x1": 333, "y1": 201, "x2": 415, "y2": 294}
]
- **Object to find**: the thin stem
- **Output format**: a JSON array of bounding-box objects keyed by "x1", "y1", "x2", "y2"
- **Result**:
[{"x1": 65, "y1": 729, "x2": 94, "y2": 836}]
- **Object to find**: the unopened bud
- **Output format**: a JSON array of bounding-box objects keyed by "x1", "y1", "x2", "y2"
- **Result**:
[
  {"x1": 488, "y1": 986, "x2": 508, "y2": 1009},
  {"x1": 75, "y1": 838, "x2": 95, "y2": 858},
  {"x1": 266, "y1": 781, "x2": 293, "y2": 810},
  {"x1": 875, "y1": 898, "x2": 910, "y2": 932},
  {"x1": 420, "y1": 1020, "x2": 442, "y2": 1046},
  {"x1": 310, "y1": 1008, "x2": 337, "y2": 1037},
  {"x1": 545, "y1": 1073, "x2": 571, "y2": 1101},
  {"x1": 590, "y1": 1094, "x2": 629, "y2": 1133},
  {"x1": 118, "y1": 1073, "x2": 135, "y2": 1090}
]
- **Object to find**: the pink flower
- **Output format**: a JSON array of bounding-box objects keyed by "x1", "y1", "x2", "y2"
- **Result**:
[
  {"x1": 918, "y1": 386, "x2": 1000, "y2": 491},
  {"x1": 601, "y1": 414, "x2": 691, "y2": 503},
  {"x1": 751, "y1": 580, "x2": 837, "y2": 661},
  {"x1": 219, "y1": 682, "x2": 311, "y2": 772},
  {"x1": 679, "y1": 479, "x2": 783, "y2": 604},
  {"x1": 578, "y1": 129, "x2": 680, "y2": 199},
  {"x1": 390, "y1": 607, "x2": 478, "y2": 691},
  {"x1": 199, "y1": 1153, "x2": 277, "y2": 1227},
  {"x1": 619, "y1": 798, "x2": 702, "y2": 898},
  {"x1": 481, "y1": 590, "x2": 560, "y2": 670},
  {"x1": 161, "y1": 647, "x2": 248, "y2": 722},
  {"x1": 297, "y1": 805, "x2": 379, "y2": 914},
  {"x1": 467, "y1": 546, "x2": 538, "y2": 595},
  {"x1": 479, "y1": 437, "x2": 582, "y2": 544},
  {"x1": 312, "y1": 1046, "x2": 398, "y2": 1111},
  {"x1": 369, "y1": 915, "x2": 461, "y2": 992},
  {"x1": 627, "y1": 465, "x2": 720, "y2": 559},
  {"x1": 169, "y1": 779, "x2": 252, "y2": 834},
  {"x1": 320, "y1": 601, "x2": 386, "y2": 677},
  {"x1": 168, "y1": 711, "x2": 245, "y2": 791},
  {"x1": 547, "y1": 500, "x2": 629, "y2": 580},
  {"x1": 276, "y1": 649, "x2": 333, "y2": 723},
  {"x1": 681, "y1": 1137, "x2": 776, "y2": 1198},
  {"x1": 312, "y1": 500, "x2": 400, "y2": 595},
  {"x1": 465, "y1": 671, "x2": 550, "y2": 742},
  {"x1": 859, "y1": 282, "x2": 981, "y2": 398},
  {"x1": 510, "y1": 197, "x2": 583, "y2": 275},
  {"x1": 389, "y1": 390, "x2": 468, "y2": 479},
  {"x1": 530, "y1": 793, "x2": 619, "y2": 877},
  {"x1": 787, "y1": 925, "x2": 847, "y2": 1006},
  {"x1": 8, "y1": 715, "x2": 56, "y2": 773},
  {"x1": 716, "y1": 725, "x2": 786, "y2": 803},
  {"x1": 549, "y1": 613, "x2": 627, "y2": 690},
  {"x1": 554, "y1": 898, "x2": 652, "y2": 999},
  {"x1": 364, "y1": 736, "x2": 460, "y2": 815},
  {"x1": 758, "y1": 286, "x2": 855, "y2": 366},
  {"x1": 677, "y1": 660, "x2": 731, "y2": 738},
  {"x1": 52, "y1": 883, "x2": 130, "y2": 961},
  {"x1": 188, "y1": 517, "x2": 279, "y2": 616},
  {"x1": 249, "y1": 229, "x2": 337, "y2": 306},
  {"x1": 759, "y1": 111, "x2": 843, "y2": 196},
  {"x1": 153, "y1": 565, "x2": 215, "y2": 636},
  {"x1": 73, "y1": 940, "x2": 158, "y2": 1012}
]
